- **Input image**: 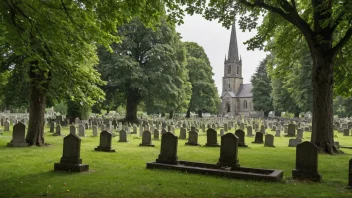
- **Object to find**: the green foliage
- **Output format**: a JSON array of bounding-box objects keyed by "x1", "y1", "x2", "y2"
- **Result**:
[
  {"x1": 53, "y1": 102, "x2": 67, "y2": 115},
  {"x1": 184, "y1": 42, "x2": 220, "y2": 114},
  {"x1": 333, "y1": 96, "x2": 352, "y2": 118},
  {"x1": 251, "y1": 57, "x2": 273, "y2": 115},
  {"x1": 67, "y1": 100, "x2": 90, "y2": 120}
]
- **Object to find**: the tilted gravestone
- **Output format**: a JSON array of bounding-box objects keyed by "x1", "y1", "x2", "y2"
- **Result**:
[
  {"x1": 118, "y1": 130, "x2": 128, "y2": 142},
  {"x1": 4, "y1": 119, "x2": 10, "y2": 131},
  {"x1": 252, "y1": 132, "x2": 264, "y2": 144},
  {"x1": 7, "y1": 122, "x2": 28, "y2": 147},
  {"x1": 54, "y1": 134, "x2": 89, "y2": 172},
  {"x1": 179, "y1": 127, "x2": 187, "y2": 139},
  {"x1": 156, "y1": 132, "x2": 178, "y2": 164},
  {"x1": 292, "y1": 141, "x2": 321, "y2": 182},
  {"x1": 70, "y1": 125, "x2": 76, "y2": 135},
  {"x1": 185, "y1": 131, "x2": 200, "y2": 146},
  {"x1": 288, "y1": 139, "x2": 302, "y2": 147},
  {"x1": 235, "y1": 129, "x2": 247, "y2": 147},
  {"x1": 246, "y1": 126, "x2": 253, "y2": 137},
  {"x1": 92, "y1": 125, "x2": 98, "y2": 137},
  {"x1": 139, "y1": 131, "x2": 155, "y2": 147},
  {"x1": 217, "y1": 133, "x2": 240, "y2": 169},
  {"x1": 54, "y1": 124, "x2": 62, "y2": 136},
  {"x1": 287, "y1": 124, "x2": 296, "y2": 137},
  {"x1": 264, "y1": 134, "x2": 275, "y2": 147},
  {"x1": 94, "y1": 131, "x2": 115, "y2": 152},
  {"x1": 154, "y1": 129, "x2": 159, "y2": 140},
  {"x1": 78, "y1": 124, "x2": 86, "y2": 137},
  {"x1": 205, "y1": 128, "x2": 219, "y2": 147}
]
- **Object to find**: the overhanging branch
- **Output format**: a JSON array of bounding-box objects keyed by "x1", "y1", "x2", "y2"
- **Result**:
[{"x1": 331, "y1": 27, "x2": 352, "y2": 56}]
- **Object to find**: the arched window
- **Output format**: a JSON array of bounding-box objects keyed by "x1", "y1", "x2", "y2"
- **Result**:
[
  {"x1": 244, "y1": 100, "x2": 247, "y2": 109},
  {"x1": 226, "y1": 103, "x2": 231, "y2": 113},
  {"x1": 227, "y1": 65, "x2": 231, "y2": 74}
]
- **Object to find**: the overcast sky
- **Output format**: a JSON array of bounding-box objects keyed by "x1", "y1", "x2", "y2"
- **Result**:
[{"x1": 176, "y1": 14, "x2": 268, "y2": 94}]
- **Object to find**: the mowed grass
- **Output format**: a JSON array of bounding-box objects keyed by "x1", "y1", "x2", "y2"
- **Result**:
[{"x1": 0, "y1": 125, "x2": 351, "y2": 198}]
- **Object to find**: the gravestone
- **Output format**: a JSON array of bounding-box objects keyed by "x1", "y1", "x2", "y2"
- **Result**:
[
  {"x1": 246, "y1": 126, "x2": 253, "y2": 137},
  {"x1": 92, "y1": 125, "x2": 98, "y2": 137},
  {"x1": 54, "y1": 134, "x2": 89, "y2": 172},
  {"x1": 132, "y1": 125, "x2": 137, "y2": 134},
  {"x1": 118, "y1": 130, "x2": 128, "y2": 142},
  {"x1": 252, "y1": 132, "x2": 264, "y2": 144},
  {"x1": 4, "y1": 119, "x2": 10, "y2": 131},
  {"x1": 185, "y1": 131, "x2": 200, "y2": 146},
  {"x1": 94, "y1": 131, "x2": 115, "y2": 152},
  {"x1": 49, "y1": 121, "x2": 55, "y2": 133},
  {"x1": 287, "y1": 124, "x2": 296, "y2": 136},
  {"x1": 161, "y1": 128, "x2": 167, "y2": 136},
  {"x1": 54, "y1": 124, "x2": 62, "y2": 136},
  {"x1": 217, "y1": 133, "x2": 240, "y2": 169},
  {"x1": 78, "y1": 124, "x2": 86, "y2": 137},
  {"x1": 240, "y1": 123, "x2": 245, "y2": 130},
  {"x1": 70, "y1": 125, "x2": 76, "y2": 135},
  {"x1": 224, "y1": 123, "x2": 228, "y2": 132},
  {"x1": 219, "y1": 129, "x2": 224, "y2": 136},
  {"x1": 296, "y1": 129, "x2": 304, "y2": 139},
  {"x1": 292, "y1": 141, "x2": 321, "y2": 182},
  {"x1": 156, "y1": 132, "x2": 178, "y2": 164},
  {"x1": 85, "y1": 122, "x2": 89, "y2": 130},
  {"x1": 235, "y1": 129, "x2": 247, "y2": 147},
  {"x1": 139, "y1": 131, "x2": 155, "y2": 147},
  {"x1": 154, "y1": 129, "x2": 159, "y2": 140},
  {"x1": 260, "y1": 125, "x2": 265, "y2": 134},
  {"x1": 179, "y1": 127, "x2": 187, "y2": 139},
  {"x1": 275, "y1": 130, "x2": 281, "y2": 137},
  {"x1": 264, "y1": 134, "x2": 275, "y2": 147},
  {"x1": 205, "y1": 128, "x2": 219, "y2": 147},
  {"x1": 288, "y1": 139, "x2": 302, "y2": 147},
  {"x1": 7, "y1": 122, "x2": 28, "y2": 147},
  {"x1": 343, "y1": 129, "x2": 350, "y2": 136}
]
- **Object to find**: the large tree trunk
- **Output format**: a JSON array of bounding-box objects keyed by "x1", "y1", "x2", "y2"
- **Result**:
[
  {"x1": 185, "y1": 109, "x2": 191, "y2": 118},
  {"x1": 124, "y1": 92, "x2": 140, "y2": 124},
  {"x1": 310, "y1": 52, "x2": 340, "y2": 154},
  {"x1": 169, "y1": 111, "x2": 174, "y2": 119},
  {"x1": 26, "y1": 62, "x2": 48, "y2": 146}
]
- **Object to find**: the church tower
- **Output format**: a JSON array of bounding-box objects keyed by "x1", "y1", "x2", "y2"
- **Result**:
[{"x1": 222, "y1": 21, "x2": 243, "y2": 95}]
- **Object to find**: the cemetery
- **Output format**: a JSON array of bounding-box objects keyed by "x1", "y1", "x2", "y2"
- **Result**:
[{"x1": 1, "y1": 0, "x2": 352, "y2": 197}]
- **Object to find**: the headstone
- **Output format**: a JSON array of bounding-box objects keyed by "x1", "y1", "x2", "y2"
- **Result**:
[
  {"x1": 179, "y1": 127, "x2": 187, "y2": 139},
  {"x1": 185, "y1": 131, "x2": 200, "y2": 146},
  {"x1": 287, "y1": 124, "x2": 296, "y2": 136},
  {"x1": 70, "y1": 125, "x2": 76, "y2": 135},
  {"x1": 161, "y1": 128, "x2": 167, "y2": 136},
  {"x1": 205, "y1": 128, "x2": 219, "y2": 147},
  {"x1": 92, "y1": 125, "x2": 98, "y2": 136},
  {"x1": 296, "y1": 129, "x2": 304, "y2": 139},
  {"x1": 246, "y1": 126, "x2": 253, "y2": 137},
  {"x1": 49, "y1": 121, "x2": 55, "y2": 133},
  {"x1": 94, "y1": 131, "x2": 115, "y2": 152},
  {"x1": 240, "y1": 123, "x2": 245, "y2": 130},
  {"x1": 275, "y1": 130, "x2": 281, "y2": 137},
  {"x1": 139, "y1": 131, "x2": 155, "y2": 147},
  {"x1": 217, "y1": 133, "x2": 240, "y2": 169},
  {"x1": 154, "y1": 129, "x2": 159, "y2": 140},
  {"x1": 54, "y1": 134, "x2": 89, "y2": 172},
  {"x1": 288, "y1": 139, "x2": 302, "y2": 147},
  {"x1": 235, "y1": 129, "x2": 247, "y2": 147},
  {"x1": 252, "y1": 132, "x2": 264, "y2": 144},
  {"x1": 224, "y1": 123, "x2": 228, "y2": 132},
  {"x1": 78, "y1": 124, "x2": 86, "y2": 137},
  {"x1": 4, "y1": 119, "x2": 10, "y2": 131},
  {"x1": 156, "y1": 132, "x2": 178, "y2": 164},
  {"x1": 264, "y1": 134, "x2": 275, "y2": 147},
  {"x1": 260, "y1": 125, "x2": 265, "y2": 134},
  {"x1": 118, "y1": 130, "x2": 128, "y2": 142},
  {"x1": 343, "y1": 129, "x2": 350, "y2": 136},
  {"x1": 54, "y1": 124, "x2": 62, "y2": 136},
  {"x1": 132, "y1": 125, "x2": 137, "y2": 134},
  {"x1": 292, "y1": 141, "x2": 321, "y2": 182},
  {"x1": 219, "y1": 129, "x2": 224, "y2": 136},
  {"x1": 7, "y1": 122, "x2": 28, "y2": 147}
]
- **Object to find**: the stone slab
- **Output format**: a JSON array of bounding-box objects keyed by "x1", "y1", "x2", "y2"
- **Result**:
[{"x1": 54, "y1": 163, "x2": 89, "y2": 172}]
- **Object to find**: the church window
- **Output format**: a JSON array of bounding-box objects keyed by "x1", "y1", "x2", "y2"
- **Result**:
[
  {"x1": 227, "y1": 65, "x2": 231, "y2": 74},
  {"x1": 244, "y1": 100, "x2": 247, "y2": 109}
]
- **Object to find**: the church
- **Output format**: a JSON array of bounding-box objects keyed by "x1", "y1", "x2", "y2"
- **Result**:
[{"x1": 220, "y1": 21, "x2": 258, "y2": 117}]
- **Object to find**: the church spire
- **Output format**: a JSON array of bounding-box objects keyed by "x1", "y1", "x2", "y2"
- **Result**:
[{"x1": 227, "y1": 20, "x2": 240, "y2": 63}]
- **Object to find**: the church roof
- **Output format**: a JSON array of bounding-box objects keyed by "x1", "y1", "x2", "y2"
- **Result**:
[
  {"x1": 221, "y1": 91, "x2": 236, "y2": 98},
  {"x1": 236, "y1": 84, "x2": 253, "y2": 98}
]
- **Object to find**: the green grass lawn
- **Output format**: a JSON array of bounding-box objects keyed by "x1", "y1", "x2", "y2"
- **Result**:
[{"x1": 0, "y1": 125, "x2": 351, "y2": 198}]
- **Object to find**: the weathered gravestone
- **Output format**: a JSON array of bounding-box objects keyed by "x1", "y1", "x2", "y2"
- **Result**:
[
  {"x1": 118, "y1": 130, "x2": 128, "y2": 142},
  {"x1": 70, "y1": 125, "x2": 76, "y2": 135},
  {"x1": 94, "y1": 131, "x2": 115, "y2": 152},
  {"x1": 288, "y1": 139, "x2": 303, "y2": 147},
  {"x1": 139, "y1": 131, "x2": 155, "y2": 147},
  {"x1": 219, "y1": 129, "x2": 224, "y2": 136},
  {"x1": 246, "y1": 126, "x2": 253, "y2": 137},
  {"x1": 185, "y1": 131, "x2": 200, "y2": 146},
  {"x1": 260, "y1": 125, "x2": 265, "y2": 134},
  {"x1": 292, "y1": 141, "x2": 321, "y2": 182},
  {"x1": 235, "y1": 129, "x2": 247, "y2": 147},
  {"x1": 296, "y1": 129, "x2": 304, "y2": 139},
  {"x1": 286, "y1": 124, "x2": 296, "y2": 137},
  {"x1": 252, "y1": 132, "x2": 264, "y2": 144},
  {"x1": 92, "y1": 125, "x2": 98, "y2": 137},
  {"x1": 78, "y1": 124, "x2": 86, "y2": 137},
  {"x1": 205, "y1": 128, "x2": 219, "y2": 147},
  {"x1": 224, "y1": 123, "x2": 228, "y2": 132},
  {"x1": 54, "y1": 134, "x2": 89, "y2": 172},
  {"x1": 264, "y1": 134, "x2": 275, "y2": 147},
  {"x1": 7, "y1": 122, "x2": 28, "y2": 147},
  {"x1": 217, "y1": 133, "x2": 240, "y2": 169},
  {"x1": 154, "y1": 129, "x2": 159, "y2": 140},
  {"x1": 344, "y1": 129, "x2": 350, "y2": 136},
  {"x1": 179, "y1": 127, "x2": 187, "y2": 139},
  {"x1": 132, "y1": 125, "x2": 137, "y2": 134},
  {"x1": 4, "y1": 119, "x2": 10, "y2": 131},
  {"x1": 49, "y1": 121, "x2": 55, "y2": 133},
  {"x1": 155, "y1": 132, "x2": 178, "y2": 164},
  {"x1": 54, "y1": 124, "x2": 62, "y2": 136},
  {"x1": 275, "y1": 130, "x2": 281, "y2": 137}
]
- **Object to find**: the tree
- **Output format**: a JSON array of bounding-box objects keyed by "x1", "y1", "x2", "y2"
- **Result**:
[
  {"x1": 0, "y1": 1, "x2": 173, "y2": 146},
  {"x1": 183, "y1": 42, "x2": 220, "y2": 118},
  {"x1": 97, "y1": 17, "x2": 191, "y2": 123},
  {"x1": 251, "y1": 57, "x2": 273, "y2": 117},
  {"x1": 190, "y1": 0, "x2": 352, "y2": 153}
]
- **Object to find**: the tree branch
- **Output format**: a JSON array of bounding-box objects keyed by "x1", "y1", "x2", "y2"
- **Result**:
[
  {"x1": 60, "y1": 0, "x2": 75, "y2": 24},
  {"x1": 331, "y1": 27, "x2": 352, "y2": 56},
  {"x1": 290, "y1": 0, "x2": 297, "y2": 11}
]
